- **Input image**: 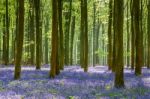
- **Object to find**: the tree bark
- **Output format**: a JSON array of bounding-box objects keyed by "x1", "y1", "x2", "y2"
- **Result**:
[
  {"x1": 147, "y1": 0, "x2": 150, "y2": 69},
  {"x1": 35, "y1": 0, "x2": 42, "y2": 69},
  {"x1": 3, "y1": 0, "x2": 9, "y2": 65},
  {"x1": 113, "y1": 0, "x2": 125, "y2": 88},
  {"x1": 64, "y1": 0, "x2": 72, "y2": 66},
  {"x1": 107, "y1": 0, "x2": 113, "y2": 70},
  {"x1": 81, "y1": 0, "x2": 88, "y2": 72},
  {"x1": 14, "y1": 0, "x2": 24, "y2": 79},
  {"x1": 58, "y1": 0, "x2": 64, "y2": 70},
  {"x1": 50, "y1": 0, "x2": 59, "y2": 78},
  {"x1": 29, "y1": 0, "x2": 35, "y2": 65},
  {"x1": 133, "y1": 0, "x2": 142, "y2": 76},
  {"x1": 93, "y1": 2, "x2": 96, "y2": 66},
  {"x1": 130, "y1": 0, "x2": 135, "y2": 70},
  {"x1": 70, "y1": 16, "x2": 75, "y2": 65}
]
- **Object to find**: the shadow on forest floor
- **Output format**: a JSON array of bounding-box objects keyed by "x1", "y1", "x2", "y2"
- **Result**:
[{"x1": 0, "y1": 65, "x2": 150, "y2": 99}]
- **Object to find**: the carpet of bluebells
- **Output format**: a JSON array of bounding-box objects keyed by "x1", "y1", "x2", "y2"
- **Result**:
[{"x1": 0, "y1": 65, "x2": 150, "y2": 99}]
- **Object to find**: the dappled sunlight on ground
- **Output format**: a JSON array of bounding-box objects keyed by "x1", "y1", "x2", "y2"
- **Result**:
[{"x1": 0, "y1": 65, "x2": 150, "y2": 99}]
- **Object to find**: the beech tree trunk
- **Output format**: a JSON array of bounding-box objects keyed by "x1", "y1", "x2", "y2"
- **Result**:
[
  {"x1": 14, "y1": 0, "x2": 24, "y2": 79},
  {"x1": 113, "y1": 0, "x2": 125, "y2": 88}
]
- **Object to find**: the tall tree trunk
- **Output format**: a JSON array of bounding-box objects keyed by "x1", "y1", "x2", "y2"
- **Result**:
[
  {"x1": 35, "y1": 0, "x2": 42, "y2": 69},
  {"x1": 11, "y1": 2, "x2": 18, "y2": 64},
  {"x1": 133, "y1": 0, "x2": 142, "y2": 76},
  {"x1": 58, "y1": 0, "x2": 64, "y2": 70},
  {"x1": 29, "y1": 0, "x2": 35, "y2": 65},
  {"x1": 140, "y1": 0, "x2": 143, "y2": 68},
  {"x1": 0, "y1": 23, "x2": 1, "y2": 63},
  {"x1": 3, "y1": 0, "x2": 9, "y2": 65},
  {"x1": 70, "y1": 16, "x2": 75, "y2": 65},
  {"x1": 81, "y1": 0, "x2": 88, "y2": 72},
  {"x1": 14, "y1": 0, "x2": 19, "y2": 65},
  {"x1": 80, "y1": 0, "x2": 84, "y2": 68},
  {"x1": 5, "y1": 0, "x2": 9, "y2": 65},
  {"x1": 44, "y1": 17, "x2": 49, "y2": 64},
  {"x1": 64, "y1": 0, "x2": 72, "y2": 66},
  {"x1": 147, "y1": 0, "x2": 150, "y2": 69},
  {"x1": 95, "y1": 19, "x2": 100, "y2": 64},
  {"x1": 107, "y1": 0, "x2": 113, "y2": 70},
  {"x1": 50, "y1": 0, "x2": 59, "y2": 78},
  {"x1": 112, "y1": 0, "x2": 116, "y2": 72},
  {"x1": 130, "y1": 0, "x2": 135, "y2": 70},
  {"x1": 114, "y1": 0, "x2": 125, "y2": 88},
  {"x1": 14, "y1": 0, "x2": 24, "y2": 79},
  {"x1": 2, "y1": 14, "x2": 6, "y2": 65},
  {"x1": 93, "y1": 2, "x2": 96, "y2": 66},
  {"x1": 126, "y1": 0, "x2": 130, "y2": 67},
  {"x1": 102, "y1": 24, "x2": 105, "y2": 66}
]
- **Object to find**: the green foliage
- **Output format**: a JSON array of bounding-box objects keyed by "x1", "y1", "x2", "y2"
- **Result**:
[
  {"x1": 96, "y1": 49, "x2": 108, "y2": 57},
  {"x1": 68, "y1": 96, "x2": 75, "y2": 99},
  {"x1": 22, "y1": 52, "x2": 30, "y2": 62}
]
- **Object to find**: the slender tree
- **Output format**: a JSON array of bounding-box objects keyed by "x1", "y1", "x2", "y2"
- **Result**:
[
  {"x1": 130, "y1": 0, "x2": 135, "y2": 70},
  {"x1": 64, "y1": 0, "x2": 72, "y2": 65},
  {"x1": 112, "y1": 0, "x2": 116, "y2": 72},
  {"x1": 81, "y1": 0, "x2": 88, "y2": 72},
  {"x1": 2, "y1": 14, "x2": 6, "y2": 65},
  {"x1": 13, "y1": 0, "x2": 19, "y2": 65},
  {"x1": 102, "y1": 23, "x2": 105, "y2": 65},
  {"x1": 107, "y1": 0, "x2": 113, "y2": 70},
  {"x1": 5, "y1": 0, "x2": 9, "y2": 65},
  {"x1": 126, "y1": 0, "x2": 130, "y2": 67},
  {"x1": 70, "y1": 16, "x2": 75, "y2": 65},
  {"x1": 80, "y1": 1, "x2": 84, "y2": 68},
  {"x1": 44, "y1": 16, "x2": 49, "y2": 64},
  {"x1": 133, "y1": 0, "x2": 142, "y2": 76},
  {"x1": 3, "y1": 0, "x2": 9, "y2": 65},
  {"x1": 50, "y1": 0, "x2": 59, "y2": 78},
  {"x1": 95, "y1": 19, "x2": 100, "y2": 64},
  {"x1": 29, "y1": 0, "x2": 35, "y2": 65},
  {"x1": 14, "y1": 0, "x2": 24, "y2": 79},
  {"x1": 113, "y1": 0, "x2": 125, "y2": 88},
  {"x1": 93, "y1": 2, "x2": 96, "y2": 66},
  {"x1": 35, "y1": 0, "x2": 42, "y2": 69},
  {"x1": 58, "y1": 0, "x2": 64, "y2": 70},
  {"x1": 147, "y1": 0, "x2": 150, "y2": 69}
]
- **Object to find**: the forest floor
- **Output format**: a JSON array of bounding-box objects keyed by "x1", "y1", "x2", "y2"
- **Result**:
[{"x1": 0, "y1": 65, "x2": 150, "y2": 99}]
